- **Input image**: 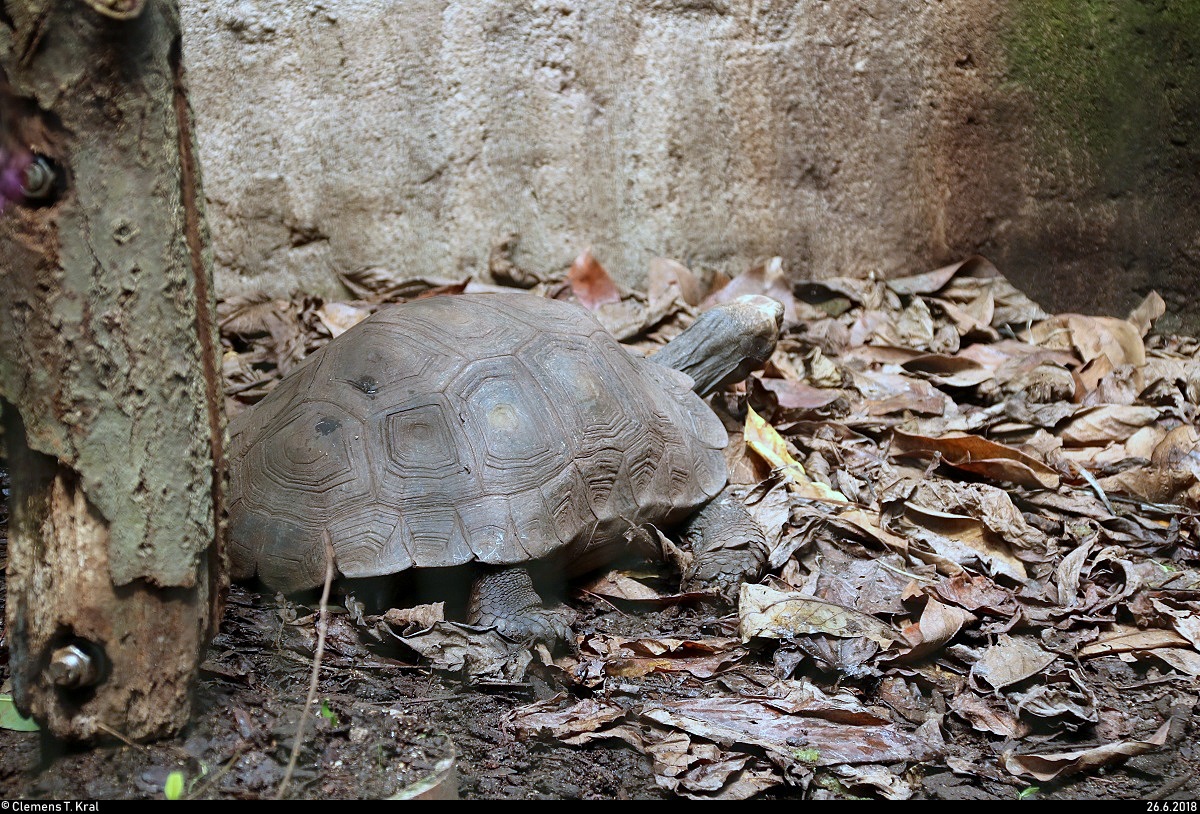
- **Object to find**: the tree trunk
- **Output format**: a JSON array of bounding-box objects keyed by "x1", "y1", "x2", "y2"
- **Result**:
[{"x1": 0, "y1": 0, "x2": 224, "y2": 742}]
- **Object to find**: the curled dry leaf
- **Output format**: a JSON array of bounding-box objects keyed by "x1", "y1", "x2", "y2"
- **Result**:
[
  {"x1": 1026, "y1": 314, "x2": 1146, "y2": 368},
  {"x1": 1076, "y1": 625, "x2": 1192, "y2": 658},
  {"x1": 891, "y1": 429, "x2": 1061, "y2": 489},
  {"x1": 577, "y1": 635, "x2": 747, "y2": 679},
  {"x1": 1002, "y1": 721, "x2": 1170, "y2": 782},
  {"x1": 745, "y1": 407, "x2": 846, "y2": 501}
]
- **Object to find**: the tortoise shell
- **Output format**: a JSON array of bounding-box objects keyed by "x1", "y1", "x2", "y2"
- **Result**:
[{"x1": 226, "y1": 292, "x2": 728, "y2": 594}]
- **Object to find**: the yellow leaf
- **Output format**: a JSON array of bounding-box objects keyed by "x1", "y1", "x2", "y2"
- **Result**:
[{"x1": 744, "y1": 406, "x2": 846, "y2": 501}]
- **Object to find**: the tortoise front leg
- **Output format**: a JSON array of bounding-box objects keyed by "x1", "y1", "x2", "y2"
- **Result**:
[
  {"x1": 679, "y1": 488, "x2": 768, "y2": 602},
  {"x1": 467, "y1": 566, "x2": 575, "y2": 646}
]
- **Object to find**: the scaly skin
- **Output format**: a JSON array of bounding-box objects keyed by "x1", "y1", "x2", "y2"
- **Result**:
[
  {"x1": 467, "y1": 566, "x2": 576, "y2": 646},
  {"x1": 679, "y1": 488, "x2": 769, "y2": 602}
]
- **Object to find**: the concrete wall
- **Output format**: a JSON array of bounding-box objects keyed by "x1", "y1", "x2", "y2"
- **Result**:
[{"x1": 181, "y1": 0, "x2": 1200, "y2": 331}]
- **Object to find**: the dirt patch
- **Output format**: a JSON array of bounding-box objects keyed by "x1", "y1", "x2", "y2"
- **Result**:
[{"x1": 0, "y1": 542, "x2": 1196, "y2": 800}]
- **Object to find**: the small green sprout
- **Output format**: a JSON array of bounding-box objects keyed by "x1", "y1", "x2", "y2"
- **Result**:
[
  {"x1": 319, "y1": 700, "x2": 339, "y2": 727},
  {"x1": 164, "y1": 771, "x2": 185, "y2": 801}
]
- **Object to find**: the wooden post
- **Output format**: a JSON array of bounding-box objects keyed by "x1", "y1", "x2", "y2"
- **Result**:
[{"x1": 0, "y1": 0, "x2": 224, "y2": 741}]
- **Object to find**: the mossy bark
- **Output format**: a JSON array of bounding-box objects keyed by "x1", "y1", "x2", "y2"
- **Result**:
[{"x1": 0, "y1": 0, "x2": 224, "y2": 742}]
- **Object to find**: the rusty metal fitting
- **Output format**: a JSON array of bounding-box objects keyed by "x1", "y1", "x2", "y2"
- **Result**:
[{"x1": 47, "y1": 643, "x2": 103, "y2": 689}]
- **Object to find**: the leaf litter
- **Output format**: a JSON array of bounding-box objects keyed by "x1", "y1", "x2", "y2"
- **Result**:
[
  {"x1": 4, "y1": 252, "x2": 1197, "y2": 799},
  {"x1": 207, "y1": 250, "x2": 1200, "y2": 798}
]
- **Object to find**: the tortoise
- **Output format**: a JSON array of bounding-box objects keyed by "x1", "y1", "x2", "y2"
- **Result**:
[{"x1": 226, "y1": 291, "x2": 782, "y2": 642}]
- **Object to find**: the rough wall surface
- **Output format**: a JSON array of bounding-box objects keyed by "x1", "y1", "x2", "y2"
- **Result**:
[{"x1": 181, "y1": 0, "x2": 1200, "y2": 330}]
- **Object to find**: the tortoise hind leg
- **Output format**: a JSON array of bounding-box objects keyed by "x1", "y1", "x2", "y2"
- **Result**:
[
  {"x1": 679, "y1": 488, "x2": 768, "y2": 602},
  {"x1": 467, "y1": 566, "x2": 576, "y2": 646}
]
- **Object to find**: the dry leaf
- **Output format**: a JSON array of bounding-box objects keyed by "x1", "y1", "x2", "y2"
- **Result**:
[
  {"x1": 567, "y1": 248, "x2": 621, "y2": 310},
  {"x1": 891, "y1": 429, "x2": 1060, "y2": 489},
  {"x1": 578, "y1": 635, "x2": 746, "y2": 679},
  {"x1": 969, "y1": 635, "x2": 1057, "y2": 691},
  {"x1": 739, "y1": 583, "x2": 900, "y2": 648},
  {"x1": 1002, "y1": 721, "x2": 1170, "y2": 782},
  {"x1": 1077, "y1": 626, "x2": 1192, "y2": 658}
]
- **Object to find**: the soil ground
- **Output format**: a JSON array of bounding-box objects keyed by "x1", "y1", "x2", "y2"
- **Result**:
[{"x1": 1, "y1": 486, "x2": 1198, "y2": 801}]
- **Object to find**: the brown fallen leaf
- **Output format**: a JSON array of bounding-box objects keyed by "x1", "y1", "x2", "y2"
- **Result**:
[
  {"x1": 896, "y1": 598, "x2": 975, "y2": 662},
  {"x1": 1076, "y1": 626, "x2": 1192, "y2": 658},
  {"x1": 950, "y1": 692, "x2": 1031, "y2": 738},
  {"x1": 1001, "y1": 721, "x2": 1170, "y2": 782},
  {"x1": 567, "y1": 248, "x2": 622, "y2": 310},
  {"x1": 1026, "y1": 314, "x2": 1146, "y2": 368},
  {"x1": 578, "y1": 635, "x2": 747, "y2": 679},
  {"x1": 891, "y1": 429, "x2": 1060, "y2": 489},
  {"x1": 643, "y1": 691, "x2": 941, "y2": 770}
]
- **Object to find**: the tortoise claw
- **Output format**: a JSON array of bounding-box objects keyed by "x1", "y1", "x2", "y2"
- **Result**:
[
  {"x1": 468, "y1": 566, "x2": 576, "y2": 649},
  {"x1": 477, "y1": 606, "x2": 577, "y2": 648}
]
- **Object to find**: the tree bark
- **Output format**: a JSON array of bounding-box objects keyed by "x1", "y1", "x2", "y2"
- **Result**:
[{"x1": 0, "y1": 0, "x2": 224, "y2": 742}]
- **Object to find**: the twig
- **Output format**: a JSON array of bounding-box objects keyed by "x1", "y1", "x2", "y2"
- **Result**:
[
  {"x1": 187, "y1": 745, "x2": 247, "y2": 800},
  {"x1": 1148, "y1": 768, "x2": 1197, "y2": 801},
  {"x1": 276, "y1": 534, "x2": 336, "y2": 799},
  {"x1": 878, "y1": 560, "x2": 937, "y2": 584},
  {"x1": 95, "y1": 721, "x2": 144, "y2": 750},
  {"x1": 578, "y1": 589, "x2": 631, "y2": 617},
  {"x1": 1070, "y1": 461, "x2": 1114, "y2": 515}
]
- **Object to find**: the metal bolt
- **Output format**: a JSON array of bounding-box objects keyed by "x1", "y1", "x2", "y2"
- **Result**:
[
  {"x1": 47, "y1": 643, "x2": 101, "y2": 689},
  {"x1": 21, "y1": 156, "x2": 56, "y2": 201}
]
